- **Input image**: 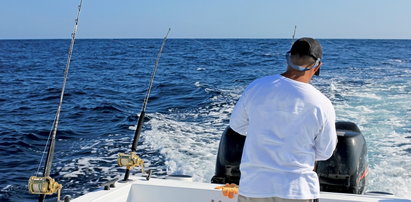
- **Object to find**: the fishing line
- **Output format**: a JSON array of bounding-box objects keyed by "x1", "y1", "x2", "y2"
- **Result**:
[
  {"x1": 35, "y1": 0, "x2": 84, "y2": 177},
  {"x1": 41, "y1": 0, "x2": 83, "y2": 177},
  {"x1": 29, "y1": 0, "x2": 83, "y2": 201},
  {"x1": 35, "y1": 119, "x2": 56, "y2": 176}
]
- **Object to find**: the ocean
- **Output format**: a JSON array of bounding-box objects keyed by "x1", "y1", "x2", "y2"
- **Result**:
[{"x1": 0, "y1": 39, "x2": 410, "y2": 201}]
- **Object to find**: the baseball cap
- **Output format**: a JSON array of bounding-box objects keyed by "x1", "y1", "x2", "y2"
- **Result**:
[
  {"x1": 290, "y1": 37, "x2": 322, "y2": 60},
  {"x1": 289, "y1": 37, "x2": 322, "y2": 75}
]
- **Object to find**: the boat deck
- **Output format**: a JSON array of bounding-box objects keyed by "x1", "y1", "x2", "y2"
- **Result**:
[{"x1": 73, "y1": 175, "x2": 410, "y2": 202}]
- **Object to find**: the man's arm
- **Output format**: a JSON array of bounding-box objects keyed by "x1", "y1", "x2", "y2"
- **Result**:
[
  {"x1": 229, "y1": 93, "x2": 249, "y2": 136},
  {"x1": 314, "y1": 107, "x2": 338, "y2": 161}
]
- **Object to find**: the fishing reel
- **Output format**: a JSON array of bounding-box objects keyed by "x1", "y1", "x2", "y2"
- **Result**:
[
  {"x1": 28, "y1": 176, "x2": 62, "y2": 201},
  {"x1": 117, "y1": 152, "x2": 145, "y2": 173}
]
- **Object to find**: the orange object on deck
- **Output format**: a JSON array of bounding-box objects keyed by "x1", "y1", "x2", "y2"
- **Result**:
[{"x1": 215, "y1": 183, "x2": 239, "y2": 199}]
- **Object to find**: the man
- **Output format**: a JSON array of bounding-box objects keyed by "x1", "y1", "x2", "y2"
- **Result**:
[{"x1": 229, "y1": 37, "x2": 337, "y2": 202}]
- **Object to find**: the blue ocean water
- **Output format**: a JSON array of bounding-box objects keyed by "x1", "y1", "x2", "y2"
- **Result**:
[{"x1": 0, "y1": 39, "x2": 410, "y2": 201}]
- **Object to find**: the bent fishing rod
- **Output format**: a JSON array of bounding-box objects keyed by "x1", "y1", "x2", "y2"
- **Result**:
[
  {"x1": 118, "y1": 28, "x2": 171, "y2": 181},
  {"x1": 28, "y1": 0, "x2": 83, "y2": 201}
]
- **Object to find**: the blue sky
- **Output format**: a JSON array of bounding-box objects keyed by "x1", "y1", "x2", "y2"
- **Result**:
[{"x1": 1, "y1": 0, "x2": 410, "y2": 39}]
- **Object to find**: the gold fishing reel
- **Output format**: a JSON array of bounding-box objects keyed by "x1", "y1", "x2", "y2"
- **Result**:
[
  {"x1": 28, "y1": 176, "x2": 62, "y2": 201},
  {"x1": 117, "y1": 152, "x2": 144, "y2": 173}
]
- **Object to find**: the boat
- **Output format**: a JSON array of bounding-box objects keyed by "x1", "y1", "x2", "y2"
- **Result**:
[{"x1": 71, "y1": 122, "x2": 411, "y2": 202}]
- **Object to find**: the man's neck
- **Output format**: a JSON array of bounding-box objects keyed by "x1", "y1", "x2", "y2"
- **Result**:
[{"x1": 281, "y1": 71, "x2": 312, "y2": 83}]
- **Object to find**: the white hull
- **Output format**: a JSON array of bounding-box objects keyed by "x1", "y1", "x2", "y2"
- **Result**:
[{"x1": 73, "y1": 174, "x2": 410, "y2": 202}]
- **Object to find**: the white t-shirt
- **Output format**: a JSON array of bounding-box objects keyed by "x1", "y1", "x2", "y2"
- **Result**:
[{"x1": 229, "y1": 74, "x2": 337, "y2": 199}]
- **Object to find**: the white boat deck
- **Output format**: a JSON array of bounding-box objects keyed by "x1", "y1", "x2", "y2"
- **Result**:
[{"x1": 73, "y1": 175, "x2": 410, "y2": 202}]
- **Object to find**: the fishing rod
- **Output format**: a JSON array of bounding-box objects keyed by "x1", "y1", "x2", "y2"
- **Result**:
[
  {"x1": 292, "y1": 25, "x2": 297, "y2": 44},
  {"x1": 28, "y1": 0, "x2": 83, "y2": 201},
  {"x1": 118, "y1": 28, "x2": 171, "y2": 181}
]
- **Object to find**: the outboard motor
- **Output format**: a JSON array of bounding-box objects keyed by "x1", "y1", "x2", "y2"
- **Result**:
[
  {"x1": 211, "y1": 127, "x2": 244, "y2": 185},
  {"x1": 211, "y1": 121, "x2": 368, "y2": 195},
  {"x1": 316, "y1": 121, "x2": 368, "y2": 194}
]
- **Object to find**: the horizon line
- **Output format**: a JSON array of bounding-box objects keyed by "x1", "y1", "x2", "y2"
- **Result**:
[{"x1": 1, "y1": 37, "x2": 411, "y2": 40}]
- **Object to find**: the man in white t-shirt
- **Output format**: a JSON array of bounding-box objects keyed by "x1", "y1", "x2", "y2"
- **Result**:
[{"x1": 230, "y1": 38, "x2": 337, "y2": 202}]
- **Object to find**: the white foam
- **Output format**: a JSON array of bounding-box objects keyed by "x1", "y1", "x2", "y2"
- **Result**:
[
  {"x1": 389, "y1": 59, "x2": 404, "y2": 63},
  {"x1": 328, "y1": 73, "x2": 411, "y2": 197},
  {"x1": 139, "y1": 86, "x2": 240, "y2": 183},
  {"x1": 129, "y1": 125, "x2": 137, "y2": 130},
  {"x1": 1, "y1": 185, "x2": 12, "y2": 192},
  {"x1": 330, "y1": 82, "x2": 338, "y2": 92},
  {"x1": 143, "y1": 113, "x2": 222, "y2": 182}
]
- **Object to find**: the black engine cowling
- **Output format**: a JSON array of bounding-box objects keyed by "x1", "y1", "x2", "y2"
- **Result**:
[
  {"x1": 316, "y1": 121, "x2": 368, "y2": 194},
  {"x1": 211, "y1": 127, "x2": 245, "y2": 185},
  {"x1": 211, "y1": 121, "x2": 368, "y2": 194}
]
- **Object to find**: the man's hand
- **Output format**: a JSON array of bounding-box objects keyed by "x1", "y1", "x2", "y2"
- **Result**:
[{"x1": 215, "y1": 183, "x2": 239, "y2": 199}]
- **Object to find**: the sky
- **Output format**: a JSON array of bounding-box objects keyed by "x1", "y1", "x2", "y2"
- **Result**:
[{"x1": 1, "y1": 0, "x2": 411, "y2": 39}]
